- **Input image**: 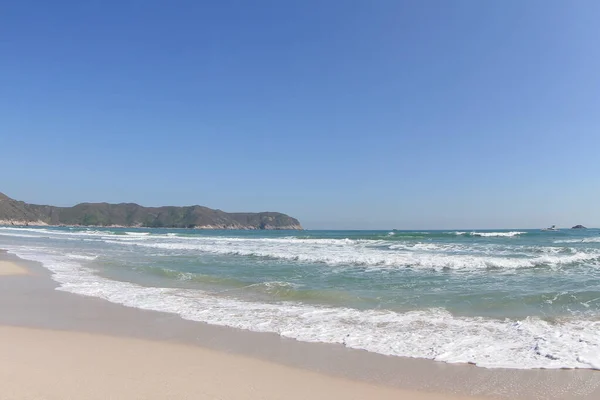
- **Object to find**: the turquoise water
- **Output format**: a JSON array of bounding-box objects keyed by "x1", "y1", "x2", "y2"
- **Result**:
[{"x1": 1, "y1": 226, "x2": 599, "y2": 369}]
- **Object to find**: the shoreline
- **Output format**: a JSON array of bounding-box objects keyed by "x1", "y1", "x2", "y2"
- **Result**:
[
  {"x1": 0, "y1": 326, "x2": 471, "y2": 400},
  {"x1": 1, "y1": 250, "x2": 599, "y2": 399}
]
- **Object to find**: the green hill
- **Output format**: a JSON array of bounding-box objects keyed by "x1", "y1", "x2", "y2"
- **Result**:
[{"x1": 0, "y1": 192, "x2": 302, "y2": 230}]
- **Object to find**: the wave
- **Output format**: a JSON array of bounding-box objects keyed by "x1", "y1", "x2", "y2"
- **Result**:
[
  {"x1": 555, "y1": 237, "x2": 600, "y2": 244},
  {"x1": 66, "y1": 253, "x2": 98, "y2": 261},
  {"x1": 139, "y1": 267, "x2": 359, "y2": 305},
  {"x1": 221, "y1": 281, "x2": 367, "y2": 305},
  {"x1": 6, "y1": 246, "x2": 600, "y2": 370},
  {"x1": 454, "y1": 231, "x2": 526, "y2": 237},
  {"x1": 0, "y1": 226, "x2": 534, "y2": 243},
  {"x1": 0, "y1": 227, "x2": 110, "y2": 237},
  {"x1": 104, "y1": 238, "x2": 600, "y2": 271},
  {"x1": 139, "y1": 266, "x2": 248, "y2": 287},
  {"x1": 2, "y1": 227, "x2": 598, "y2": 272},
  {"x1": 0, "y1": 231, "x2": 46, "y2": 238}
]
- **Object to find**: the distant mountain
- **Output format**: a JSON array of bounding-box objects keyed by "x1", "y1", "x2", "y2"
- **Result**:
[{"x1": 0, "y1": 192, "x2": 302, "y2": 230}]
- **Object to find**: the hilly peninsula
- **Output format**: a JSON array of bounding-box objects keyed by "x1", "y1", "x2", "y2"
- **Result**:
[{"x1": 0, "y1": 193, "x2": 302, "y2": 230}]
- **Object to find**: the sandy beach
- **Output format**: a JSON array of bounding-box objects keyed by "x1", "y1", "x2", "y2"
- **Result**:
[
  {"x1": 0, "y1": 259, "x2": 28, "y2": 276},
  {"x1": 0, "y1": 325, "x2": 481, "y2": 400},
  {"x1": 0, "y1": 250, "x2": 599, "y2": 400},
  {"x1": 0, "y1": 253, "x2": 479, "y2": 400}
]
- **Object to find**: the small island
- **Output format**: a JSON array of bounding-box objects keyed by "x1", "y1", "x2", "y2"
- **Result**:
[{"x1": 571, "y1": 225, "x2": 587, "y2": 229}]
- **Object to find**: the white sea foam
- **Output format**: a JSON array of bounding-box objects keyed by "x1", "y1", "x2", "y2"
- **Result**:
[
  {"x1": 0, "y1": 228, "x2": 359, "y2": 245},
  {"x1": 101, "y1": 237, "x2": 600, "y2": 271},
  {"x1": 1, "y1": 227, "x2": 598, "y2": 272},
  {"x1": 454, "y1": 231, "x2": 526, "y2": 237},
  {"x1": 555, "y1": 237, "x2": 600, "y2": 244},
  {"x1": 0, "y1": 231, "x2": 45, "y2": 238},
  {"x1": 473, "y1": 231, "x2": 526, "y2": 237},
  {"x1": 5, "y1": 246, "x2": 600, "y2": 370},
  {"x1": 0, "y1": 227, "x2": 107, "y2": 237},
  {"x1": 66, "y1": 253, "x2": 98, "y2": 261}
]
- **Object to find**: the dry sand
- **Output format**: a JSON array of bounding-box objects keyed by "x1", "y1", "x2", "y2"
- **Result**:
[
  {"x1": 0, "y1": 260, "x2": 28, "y2": 275},
  {"x1": 0, "y1": 326, "x2": 482, "y2": 400}
]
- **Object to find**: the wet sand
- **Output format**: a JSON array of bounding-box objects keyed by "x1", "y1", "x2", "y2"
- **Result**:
[{"x1": 0, "y1": 250, "x2": 598, "y2": 399}]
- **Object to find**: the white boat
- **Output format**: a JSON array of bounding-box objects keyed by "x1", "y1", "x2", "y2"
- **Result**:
[{"x1": 541, "y1": 225, "x2": 559, "y2": 231}]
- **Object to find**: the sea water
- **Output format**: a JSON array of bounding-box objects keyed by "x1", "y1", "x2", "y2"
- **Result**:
[{"x1": 1, "y1": 227, "x2": 599, "y2": 369}]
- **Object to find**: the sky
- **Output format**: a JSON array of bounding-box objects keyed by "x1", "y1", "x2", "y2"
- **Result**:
[{"x1": 1, "y1": 1, "x2": 600, "y2": 229}]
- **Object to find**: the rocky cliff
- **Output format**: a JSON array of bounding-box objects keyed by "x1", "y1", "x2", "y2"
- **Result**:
[{"x1": 0, "y1": 192, "x2": 302, "y2": 230}]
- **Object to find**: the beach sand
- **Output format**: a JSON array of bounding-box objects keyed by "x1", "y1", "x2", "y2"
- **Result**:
[
  {"x1": 0, "y1": 252, "x2": 480, "y2": 400},
  {"x1": 0, "y1": 325, "x2": 481, "y2": 400},
  {"x1": 0, "y1": 250, "x2": 599, "y2": 399},
  {"x1": 0, "y1": 259, "x2": 28, "y2": 275}
]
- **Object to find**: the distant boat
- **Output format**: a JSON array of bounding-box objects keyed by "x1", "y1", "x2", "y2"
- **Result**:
[{"x1": 541, "y1": 225, "x2": 559, "y2": 231}]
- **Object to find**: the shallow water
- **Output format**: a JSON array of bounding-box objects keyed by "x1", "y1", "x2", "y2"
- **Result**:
[{"x1": 1, "y1": 226, "x2": 599, "y2": 369}]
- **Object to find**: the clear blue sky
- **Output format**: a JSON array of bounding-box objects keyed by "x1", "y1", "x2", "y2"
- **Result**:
[{"x1": 1, "y1": 1, "x2": 599, "y2": 229}]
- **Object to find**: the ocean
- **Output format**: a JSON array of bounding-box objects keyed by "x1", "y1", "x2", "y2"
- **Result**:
[{"x1": 1, "y1": 226, "x2": 599, "y2": 370}]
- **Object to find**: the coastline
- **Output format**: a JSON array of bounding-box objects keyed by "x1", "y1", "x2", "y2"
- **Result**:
[
  {"x1": 0, "y1": 326, "x2": 474, "y2": 400},
  {"x1": 0, "y1": 193, "x2": 303, "y2": 230},
  {"x1": 1, "y1": 250, "x2": 599, "y2": 399},
  {"x1": 0, "y1": 222, "x2": 303, "y2": 230}
]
